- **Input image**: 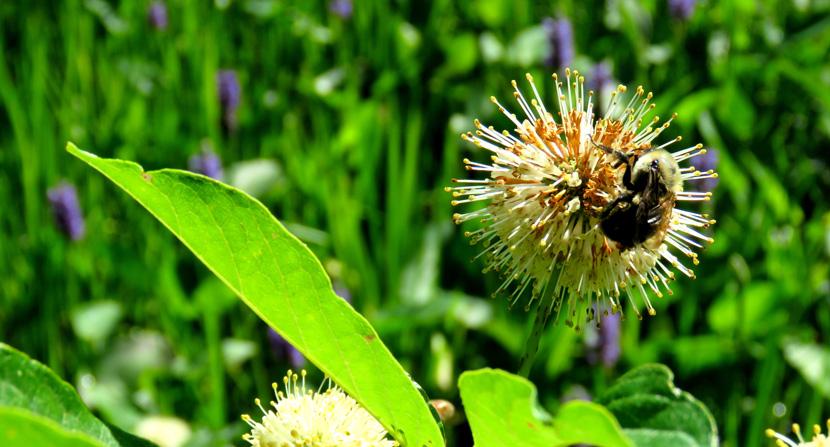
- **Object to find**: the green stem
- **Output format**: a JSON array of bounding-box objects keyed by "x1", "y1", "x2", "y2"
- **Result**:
[
  {"x1": 203, "y1": 308, "x2": 226, "y2": 428},
  {"x1": 518, "y1": 304, "x2": 548, "y2": 377}
]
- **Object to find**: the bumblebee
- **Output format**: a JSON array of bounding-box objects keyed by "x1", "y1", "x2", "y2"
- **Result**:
[{"x1": 594, "y1": 142, "x2": 682, "y2": 250}]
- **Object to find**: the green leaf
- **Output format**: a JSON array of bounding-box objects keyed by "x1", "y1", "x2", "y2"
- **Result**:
[
  {"x1": 459, "y1": 368, "x2": 633, "y2": 447},
  {"x1": 707, "y1": 282, "x2": 787, "y2": 338},
  {"x1": 442, "y1": 33, "x2": 478, "y2": 75},
  {"x1": 623, "y1": 428, "x2": 699, "y2": 447},
  {"x1": 715, "y1": 82, "x2": 755, "y2": 141},
  {"x1": 0, "y1": 343, "x2": 120, "y2": 447},
  {"x1": 597, "y1": 364, "x2": 718, "y2": 447},
  {"x1": 66, "y1": 142, "x2": 444, "y2": 447},
  {"x1": 0, "y1": 407, "x2": 103, "y2": 447},
  {"x1": 505, "y1": 26, "x2": 547, "y2": 68},
  {"x1": 554, "y1": 400, "x2": 635, "y2": 447},
  {"x1": 783, "y1": 339, "x2": 830, "y2": 399},
  {"x1": 0, "y1": 344, "x2": 155, "y2": 446}
]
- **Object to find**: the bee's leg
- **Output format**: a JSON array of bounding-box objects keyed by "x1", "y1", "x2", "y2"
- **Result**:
[
  {"x1": 590, "y1": 139, "x2": 635, "y2": 188},
  {"x1": 621, "y1": 160, "x2": 634, "y2": 190},
  {"x1": 591, "y1": 140, "x2": 629, "y2": 166}
]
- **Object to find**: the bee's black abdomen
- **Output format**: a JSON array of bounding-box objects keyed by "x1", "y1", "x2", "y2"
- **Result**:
[
  {"x1": 600, "y1": 206, "x2": 637, "y2": 248},
  {"x1": 600, "y1": 203, "x2": 659, "y2": 249}
]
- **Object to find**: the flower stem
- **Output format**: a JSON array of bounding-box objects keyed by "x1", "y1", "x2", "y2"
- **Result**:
[{"x1": 518, "y1": 304, "x2": 549, "y2": 377}]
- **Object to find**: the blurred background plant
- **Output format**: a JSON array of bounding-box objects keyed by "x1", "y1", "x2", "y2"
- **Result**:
[{"x1": 1, "y1": 0, "x2": 829, "y2": 446}]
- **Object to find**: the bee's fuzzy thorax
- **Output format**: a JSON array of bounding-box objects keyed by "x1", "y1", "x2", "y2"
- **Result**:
[{"x1": 449, "y1": 68, "x2": 718, "y2": 328}]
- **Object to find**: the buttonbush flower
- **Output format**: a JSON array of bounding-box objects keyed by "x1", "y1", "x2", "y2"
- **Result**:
[
  {"x1": 448, "y1": 69, "x2": 717, "y2": 326},
  {"x1": 47, "y1": 181, "x2": 85, "y2": 241},
  {"x1": 767, "y1": 420, "x2": 829, "y2": 447},
  {"x1": 242, "y1": 370, "x2": 398, "y2": 447}
]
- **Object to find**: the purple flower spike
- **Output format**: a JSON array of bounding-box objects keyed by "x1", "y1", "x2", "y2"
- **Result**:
[
  {"x1": 587, "y1": 62, "x2": 613, "y2": 94},
  {"x1": 333, "y1": 282, "x2": 352, "y2": 304},
  {"x1": 148, "y1": 1, "x2": 168, "y2": 30},
  {"x1": 690, "y1": 148, "x2": 719, "y2": 192},
  {"x1": 216, "y1": 70, "x2": 241, "y2": 132},
  {"x1": 329, "y1": 0, "x2": 353, "y2": 19},
  {"x1": 47, "y1": 182, "x2": 85, "y2": 241},
  {"x1": 188, "y1": 150, "x2": 224, "y2": 180},
  {"x1": 585, "y1": 309, "x2": 621, "y2": 368},
  {"x1": 542, "y1": 17, "x2": 575, "y2": 69},
  {"x1": 668, "y1": 0, "x2": 696, "y2": 21},
  {"x1": 268, "y1": 328, "x2": 306, "y2": 369},
  {"x1": 599, "y1": 312, "x2": 621, "y2": 368}
]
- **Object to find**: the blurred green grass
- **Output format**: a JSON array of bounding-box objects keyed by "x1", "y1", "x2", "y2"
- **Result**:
[{"x1": 1, "y1": 0, "x2": 829, "y2": 446}]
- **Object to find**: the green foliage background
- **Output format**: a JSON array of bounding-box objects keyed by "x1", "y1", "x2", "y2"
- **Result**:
[{"x1": 1, "y1": 0, "x2": 829, "y2": 446}]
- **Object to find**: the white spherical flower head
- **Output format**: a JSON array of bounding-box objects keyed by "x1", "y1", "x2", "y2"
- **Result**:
[
  {"x1": 449, "y1": 69, "x2": 717, "y2": 327},
  {"x1": 767, "y1": 421, "x2": 830, "y2": 447},
  {"x1": 242, "y1": 370, "x2": 398, "y2": 447}
]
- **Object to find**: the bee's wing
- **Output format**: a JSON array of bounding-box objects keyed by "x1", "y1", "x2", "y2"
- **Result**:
[
  {"x1": 638, "y1": 168, "x2": 674, "y2": 226},
  {"x1": 647, "y1": 194, "x2": 675, "y2": 225}
]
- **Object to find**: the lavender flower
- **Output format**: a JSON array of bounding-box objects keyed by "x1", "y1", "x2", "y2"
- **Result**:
[
  {"x1": 188, "y1": 150, "x2": 224, "y2": 180},
  {"x1": 333, "y1": 282, "x2": 352, "y2": 304},
  {"x1": 329, "y1": 0, "x2": 353, "y2": 19},
  {"x1": 668, "y1": 0, "x2": 696, "y2": 21},
  {"x1": 47, "y1": 182, "x2": 85, "y2": 241},
  {"x1": 216, "y1": 70, "x2": 241, "y2": 132},
  {"x1": 587, "y1": 62, "x2": 613, "y2": 94},
  {"x1": 586, "y1": 62, "x2": 615, "y2": 114},
  {"x1": 542, "y1": 17, "x2": 574, "y2": 69},
  {"x1": 147, "y1": 1, "x2": 168, "y2": 30},
  {"x1": 599, "y1": 312, "x2": 621, "y2": 367},
  {"x1": 585, "y1": 311, "x2": 621, "y2": 368},
  {"x1": 268, "y1": 328, "x2": 306, "y2": 369},
  {"x1": 690, "y1": 148, "x2": 719, "y2": 192}
]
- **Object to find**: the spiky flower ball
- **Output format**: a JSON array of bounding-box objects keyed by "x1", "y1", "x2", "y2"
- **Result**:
[
  {"x1": 767, "y1": 421, "x2": 830, "y2": 447},
  {"x1": 242, "y1": 370, "x2": 398, "y2": 447},
  {"x1": 448, "y1": 69, "x2": 717, "y2": 327}
]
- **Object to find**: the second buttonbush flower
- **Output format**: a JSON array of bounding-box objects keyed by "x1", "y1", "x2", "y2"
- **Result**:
[{"x1": 242, "y1": 370, "x2": 397, "y2": 447}]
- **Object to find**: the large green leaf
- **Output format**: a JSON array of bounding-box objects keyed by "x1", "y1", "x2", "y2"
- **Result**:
[
  {"x1": 67, "y1": 142, "x2": 444, "y2": 447},
  {"x1": 458, "y1": 368, "x2": 632, "y2": 447},
  {"x1": 0, "y1": 343, "x2": 152, "y2": 447},
  {"x1": 597, "y1": 364, "x2": 718, "y2": 447},
  {"x1": 0, "y1": 343, "x2": 116, "y2": 446},
  {"x1": 0, "y1": 407, "x2": 103, "y2": 447}
]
